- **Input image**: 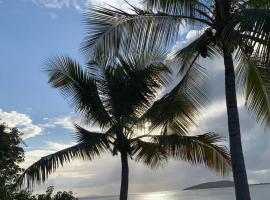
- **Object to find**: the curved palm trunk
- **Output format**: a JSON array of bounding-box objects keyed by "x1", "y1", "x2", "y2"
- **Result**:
[
  {"x1": 223, "y1": 47, "x2": 251, "y2": 200},
  {"x1": 120, "y1": 151, "x2": 129, "y2": 200}
]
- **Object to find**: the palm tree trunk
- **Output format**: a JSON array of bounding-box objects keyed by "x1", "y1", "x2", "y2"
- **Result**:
[
  {"x1": 223, "y1": 47, "x2": 251, "y2": 200},
  {"x1": 119, "y1": 151, "x2": 129, "y2": 200}
]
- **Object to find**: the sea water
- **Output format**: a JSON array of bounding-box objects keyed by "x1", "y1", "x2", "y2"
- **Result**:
[{"x1": 80, "y1": 184, "x2": 270, "y2": 200}]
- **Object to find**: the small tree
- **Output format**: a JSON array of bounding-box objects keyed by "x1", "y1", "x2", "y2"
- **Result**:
[
  {"x1": 35, "y1": 186, "x2": 77, "y2": 200},
  {"x1": 12, "y1": 186, "x2": 77, "y2": 200},
  {"x1": 0, "y1": 123, "x2": 78, "y2": 200},
  {"x1": 35, "y1": 186, "x2": 54, "y2": 200},
  {"x1": 0, "y1": 123, "x2": 24, "y2": 199},
  {"x1": 53, "y1": 190, "x2": 77, "y2": 200},
  {"x1": 12, "y1": 190, "x2": 36, "y2": 200}
]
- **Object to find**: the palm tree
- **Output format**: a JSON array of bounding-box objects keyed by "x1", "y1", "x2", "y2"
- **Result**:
[
  {"x1": 18, "y1": 51, "x2": 231, "y2": 200},
  {"x1": 81, "y1": 1, "x2": 270, "y2": 199}
]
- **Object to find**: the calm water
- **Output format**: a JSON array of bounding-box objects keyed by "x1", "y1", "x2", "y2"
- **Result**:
[{"x1": 80, "y1": 185, "x2": 270, "y2": 200}]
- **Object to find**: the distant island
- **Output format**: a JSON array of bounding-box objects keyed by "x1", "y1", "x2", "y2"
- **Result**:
[{"x1": 183, "y1": 180, "x2": 270, "y2": 190}]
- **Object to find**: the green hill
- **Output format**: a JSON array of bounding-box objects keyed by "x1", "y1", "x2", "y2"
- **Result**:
[
  {"x1": 184, "y1": 181, "x2": 270, "y2": 190},
  {"x1": 183, "y1": 180, "x2": 234, "y2": 190}
]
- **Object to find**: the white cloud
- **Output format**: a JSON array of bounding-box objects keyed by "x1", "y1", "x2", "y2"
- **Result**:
[
  {"x1": 53, "y1": 116, "x2": 75, "y2": 130},
  {"x1": 26, "y1": 0, "x2": 142, "y2": 11},
  {"x1": 41, "y1": 115, "x2": 102, "y2": 132},
  {"x1": 88, "y1": 0, "x2": 142, "y2": 10},
  {"x1": 186, "y1": 29, "x2": 203, "y2": 41},
  {"x1": 46, "y1": 141, "x2": 76, "y2": 150},
  {"x1": 0, "y1": 109, "x2": 43, "y2": 139},
  {"x1": 29, "y1": 0, "x2": 82, "y2": 10},
  {"x1": 41, "y1": 115, "x2": 75, "y2": 130},
  {"x1": 20, "y1": 125, "x2": 43, "y2": 139},
  {"x1": 171, "y1": 28, "x2": 206, "y2": 53}
]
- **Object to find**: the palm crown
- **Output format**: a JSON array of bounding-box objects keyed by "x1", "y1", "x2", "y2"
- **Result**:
[{"x1": 18, "y1": 50, "x2": 230, "y2": 196}]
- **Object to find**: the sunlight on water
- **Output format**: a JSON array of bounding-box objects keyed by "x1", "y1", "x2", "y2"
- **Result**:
[{"x1": 134, "y1": 191, "x2": 177, "y2": 200}]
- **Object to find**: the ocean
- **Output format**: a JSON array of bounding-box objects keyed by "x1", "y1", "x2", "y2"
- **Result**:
[{"x1": 80, "y1": 184, "x2": 270, "y2": 200}]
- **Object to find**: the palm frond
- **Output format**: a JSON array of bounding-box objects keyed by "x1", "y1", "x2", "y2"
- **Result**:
[
  {"x1": 172, "y1": 31, "x2": 220, "y2": 73},
  {"x1": 17, "y1": 141, "x2": 107, "y2": 188},
  {"x1": 131, "y1": 139, "x2": 167, "y2": 168},
  {"x1": 237, "y1": 9, "x2": 270, "y2": 67},
  {"x1": 82, "y1": 5, "x2": 212, "y2": 58},
  {"x1": 17, "y1": 126, "x2": 111, "y2": 188},
  {"x1": 97, "y1": 52, "x2": 171, "y2": 123},
  {"x1": 74, "y1": 124, "x2": 112, "y2": 148},
  {"x1": 236, "y1": 48, "x2": 270, "y2": 127},
  {"x1": 145, "y1": 0, "x2": 213, "y2": 19},
  {"x1": 244, "y1": 0, "x2": 270, "y2": 9},
  {"x1": 141, "y1": 62, "x2": 208, "y2": 135},
  {"x1": 45, "y1": 56, "x2": 112, "y2": 127},
  {"x1": 151, "y1": 133, "x2": 231, "y2": 175}
]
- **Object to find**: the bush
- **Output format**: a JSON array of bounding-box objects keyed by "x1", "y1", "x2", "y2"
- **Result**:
[{"x1": 0, "y1": 123, "x2": 77, "y2": 200}]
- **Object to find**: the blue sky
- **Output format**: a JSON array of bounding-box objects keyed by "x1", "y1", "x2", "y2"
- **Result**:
[
  {"x1": 1, "y1": 0, "x2": 270, "y2": 198},
  {"x1": 0, "y1": 0, "x2": 83, "y2": 146}
]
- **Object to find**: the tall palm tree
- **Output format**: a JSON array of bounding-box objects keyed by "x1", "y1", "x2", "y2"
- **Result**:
[
  {"x1": 18, "y1": 51, "x2": 231, "y2": 200},
  {"x1": 82, "y1": 1, "x2": 270, "y2": 199}
]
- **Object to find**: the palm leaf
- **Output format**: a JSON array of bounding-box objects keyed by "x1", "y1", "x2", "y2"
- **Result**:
[
  {"x1": 172, "y1": 31, "x2": 220, "y2": 73},
  {"x1": 141, "y1": 62, "x2": 208, "y2": 135},
  {"x1": 245, "y1": 0, "x2": 270, "y2": 9},
  {"x1": 151, "y1": 133, "x2": 231, "y2": 175},
  {"x1": 17, "y1": 144, "x2": 101, "y2": 188},
  {"x1": 145, "y1": 0, "x2": 213, "y2": 20},
  {"x1": 74, "y1": 124, "x2": 112, "y2": 148},
  {"x1": 82, "y1": 5, "x2": 212, "y2": 58},
  {"x1": 236, "y1": 48, "x2": 270, "y2": 127},
  {"x1": 17, "y1": 127, "x2": 110, "y2": 188},
  {"x1": 237, "y1": 9, "x2": 270, "y2": 67},
  {"x1": 45, "y1": 56, "x2": 112, "y2": 127},
  {"x1": 131, "y1": 139, "x2": 167, "y2": 168}
]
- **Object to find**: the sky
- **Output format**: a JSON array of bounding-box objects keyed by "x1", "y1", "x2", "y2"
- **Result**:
[{"x1": 1, "y1": 0, "x2": 270, "y2": 198}]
